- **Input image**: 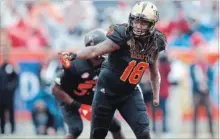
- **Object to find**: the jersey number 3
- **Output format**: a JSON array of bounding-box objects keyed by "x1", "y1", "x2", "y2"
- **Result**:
[{"x1": 120, "y1": 60, "x2": 149, "y2": 84}]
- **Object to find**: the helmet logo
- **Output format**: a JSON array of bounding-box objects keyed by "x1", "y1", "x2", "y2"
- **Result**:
[
  {"x1": 141, "y1": 3, "x2": 147, "y2": 13},
  {"x1": 81, "y1": 72, "x2": 90, "y2": 79}
]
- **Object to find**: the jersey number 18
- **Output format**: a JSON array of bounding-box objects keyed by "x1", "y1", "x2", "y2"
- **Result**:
[{"x1": 120, "y1": 60, "x2": 149, "y2": 84}]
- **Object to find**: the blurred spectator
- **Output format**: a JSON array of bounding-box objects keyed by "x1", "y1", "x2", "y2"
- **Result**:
[
  {"x1": 190, "y1": 32, "x2": 206, "y2": 47},
  {"x1": 0, "y1": 0, "x2": 20, "y2": 28},
  {"x1": 26, "y1": 60, "x2": 65, "y2": 133},
  {"x1": 0, "y1": 28, "x2": 11, "y2": 51},
  {"x1": 151, "y1": 53, "x2": 171, "y2": 134},
  {"x1": 0, "y1": 48, "x2": 18, "y2": 134},
  {"x1": 63, "y1": 1, "x2": 97, "y2": 33},
  {"x1": 103, "y1": 1, "x2": 129, "y2": 27},
  {"x1": 40, "y1": 58, "x2": 60, "y2": 87},
  {"x1": 31, "y1": 100, "x2": 56, "y2": 135},
  {"x1": 209, "y1": 27, "x2": 219, "y2": 51},
  {"x1": 190, "y1": 47, "x2": 214, "y2": 138},
  {"x1": 7, "y1": 19, "x2": 49, "y2": 50}
]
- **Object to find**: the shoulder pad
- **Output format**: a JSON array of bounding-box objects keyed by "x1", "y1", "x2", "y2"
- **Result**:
[
  {"x1": 106, "y1": 24, "x2": 129, "y2": 46},
  {"x1": 154, "y1": 29, "x2": 167, "y2": 52}
]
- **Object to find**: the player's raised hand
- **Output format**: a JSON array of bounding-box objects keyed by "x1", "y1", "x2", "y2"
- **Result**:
[
  {"x1": 58, "y1": 52, "x2": 74, "y2": 61},
  {"x1": 58, "y1": 52, "x2": 76, "y2": 68}
]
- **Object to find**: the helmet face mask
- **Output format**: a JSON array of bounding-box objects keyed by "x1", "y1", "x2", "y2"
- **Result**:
[
  {"x1": 131, "y1": 17, "x2": 154, "y2": 37},
  {"x1": 129, "y1": 1, "x2": 159, "y2": 38}
]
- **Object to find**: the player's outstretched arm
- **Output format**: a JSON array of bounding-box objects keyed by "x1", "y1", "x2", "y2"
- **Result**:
[
  {"x1": 149, "y1": 52, "x2": 161, "y2": 106},
  {"x1": 52, "y1": 83, "x2": 81, "y2": 109},
  {"x1": 59, "y1": 39, "x2": 120, "y2": 60}
]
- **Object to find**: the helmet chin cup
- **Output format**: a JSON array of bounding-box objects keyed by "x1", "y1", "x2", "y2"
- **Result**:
[
  {"x1": 132, "y1": 26, "x2": 153, "y2": 38},
  {"x1": 133, "y1": 31, "x2": 146, "y2": 38}
]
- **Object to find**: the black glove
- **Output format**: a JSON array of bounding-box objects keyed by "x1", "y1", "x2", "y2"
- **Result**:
[
  {"x1": 69, "y1": 52, "x2": 77, "y2": 61},
  {"x1": 59, "y1": 52, "x2": 77, "y2": 68},
  {"x1": 68, "y1": 100, "x2": 81, "y2": 110}
]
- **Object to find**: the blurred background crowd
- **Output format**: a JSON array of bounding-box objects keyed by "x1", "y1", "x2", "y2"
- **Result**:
[{"x1": 0, "y1": 0, "x2": 219, "y2": 138}]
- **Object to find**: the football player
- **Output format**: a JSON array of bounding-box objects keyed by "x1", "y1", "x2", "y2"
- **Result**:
[
  {"x1": 52, "y1": 29, "x2": 125, "y2": 139},
  {"x1": 59, "y1": 1, "x2": 167, "y2": 139}
]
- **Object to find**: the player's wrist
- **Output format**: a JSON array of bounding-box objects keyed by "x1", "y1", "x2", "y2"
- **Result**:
[
  {"x1": 153, "y1": 95, "x2": 159, "y2": 101},
  {"x1": 70, "y1": 100, "x2": 81, "y2": 109}
]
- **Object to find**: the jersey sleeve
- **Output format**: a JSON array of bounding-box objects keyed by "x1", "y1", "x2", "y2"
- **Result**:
[
  {"x1": 154, "y1": 29, "x2": 167, "y2": 52},
  {"x1": 106, "y1": 24, "x2": 128, "y2": 46}
]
